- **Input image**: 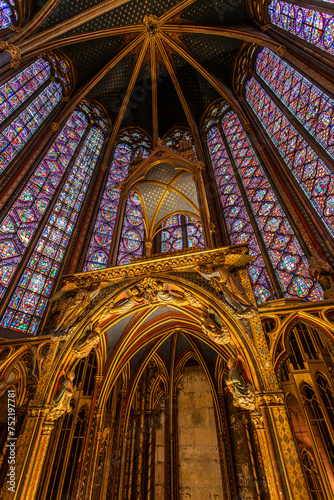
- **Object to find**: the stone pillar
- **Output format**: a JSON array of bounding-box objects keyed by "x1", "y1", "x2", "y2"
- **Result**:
[
  {"x1": 0, "y1": 43, "x2": 21, "y2": 71},
  {"x1": 0, "y1": 406, "x2": 52, "y2": 500},
  {"x1": 257, "y1": 393, "x2": 311, "y2": 500}
]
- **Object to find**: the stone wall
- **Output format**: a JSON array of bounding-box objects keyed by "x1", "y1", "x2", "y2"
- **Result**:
[
  {"x1": 177, "y1": 365, "x2": 223, "y2": 500},
  {"x1": 154, "y1": 405, "x2": 165, "y2": 498}
]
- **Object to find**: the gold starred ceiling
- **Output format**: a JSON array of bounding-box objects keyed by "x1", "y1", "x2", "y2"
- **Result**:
[{"x1": 35, "y1": 0, "x2": 251, "y2": 138}]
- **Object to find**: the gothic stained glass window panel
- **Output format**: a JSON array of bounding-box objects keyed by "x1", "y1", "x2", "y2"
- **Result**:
[
  {"x1": 0, "y1": 59, "x2": 52, "y2": 123},
  {"x1": 256, "y1": 48, "x2": 334, "y2": 159},
  {"x1": 161, "y1": 215, "x2": 184, "y2": 253},
  {"x1": 0, "y1": 0, "x2": 16, "y2": 30},
  {"x1": 269, "y1": 0, "x2": 334, "y2": 56},
  {"x1": 1, "y1": 128, "x2": 105, "y2": 335},
  {"x1": 117, "y1": 191, "x2": 145, "y2": 265},
  {"x1": 83, "y1": 142, "x2": 132, "y2": 271},
  {"x1": 185, "y1": 216, "x2": 205, "y2": 249},
  {"x1": 222, "y1": 111, "x2": 323, "y2": 301},
  {"x1": 164, "y1": 130, "x2": 198, "y2": 159},
  {"x1": 0, "y1": 111, "x2": 88, "y2": 300},
  {"x1": 83, "y1": 130, "x2": 151, "y2": 272},
  {"x1": 206, "y1": 126, "x2": 273, "y2": 304},
  {"x1": 0, "y1": 82, "x2": 63, "y2": 174},
  {"x1": 246, "y1": 77, "x2": 334, "y2": 238}
]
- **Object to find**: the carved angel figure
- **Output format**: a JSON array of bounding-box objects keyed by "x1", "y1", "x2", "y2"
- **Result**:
[
  {"x1": 49, "y1": 371, "x2": 76, "y2": 419},
  {"x1": 72, "y1": 324, "x2": 101, "y2": 358},
  {"x1": 308, "y1": 254, "x2": 334, "y2": 299},
  {"x1": 200, "y1": 309, "x2": 230, "y2": 345},
  {"x1": 226, "y1": 357, "x2": 256, "y2": 410},
  {"x1": 51, "y1": 281, "x2": 113, "y2": 332},
  {"x1": 197, "y1": 265, "x2": 255, "y2": 312}
]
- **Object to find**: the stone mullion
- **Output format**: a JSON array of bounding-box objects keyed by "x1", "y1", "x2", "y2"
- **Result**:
[
  {"x1": 0, "y1": 101, "x2": 68, "y2": 209},
  {"x1": 195, "y1": 164, "x2": 214, "y2": 249},
  {"x1": 180, "y1": 215, "x2": 188, "y2": 249},
  {"x1": 201, "y1": 131, "x2": 230, "y2": 248},
  {"x1": 0, "y1": 80, "x2": 50, "y2": 135},
  {"x1": 109, "y1": 191, "x2": 128, "y2": 267},
  {"x1": 219, "y1": 121, "x2": 282, "y2": 300},
  {"x1": 266, "y1": 25, "x2": 334, "y2": 75},
  {"x1": 0, "y1": 126, "x2": 91, "y2": 322},
  {"x1": 253, "y1": 72, "x2": 334, "y2": 175},
  {"x1": 240, "y1": 94, "x2": 334, "y2": 255},
  {"x1": 217, "y1": 390, "x2": 237, "y2": 499},
  {"x1": 70, "y1": 128, "x2": 114, "y2": 274}
]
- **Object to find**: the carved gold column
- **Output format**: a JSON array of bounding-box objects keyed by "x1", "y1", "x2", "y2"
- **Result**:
[
  {"x1": 257, "y1": 394, "x2": 311, "y2": 500},
  {"x1": 0, "y1": 406, "x2": 53, "y2": 500},
  {"x1": 0, "y1": 42, "x2": 21, "y2": 72}
]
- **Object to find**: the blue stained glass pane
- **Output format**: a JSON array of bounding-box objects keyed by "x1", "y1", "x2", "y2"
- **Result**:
[
  {"x1": 0, "y1": 81, "x2": 63, "y2": 175},
  {"x1": 206, "y1": 126, "x2": 273, "y2": 305},
  {"x1": 83, "y1": 130, "x2": 151, "y2": 271},
  {"x1": 1, "y1": 127, "x2": 105, "y2": 334},
  {"x1": 269, "y1": 0, "x2": 334, "y2": 55},
  {"x1": 0, "y1": 111, "x2": 88, "y2": 300},
  {"x1": 246, "y1": 76, "x2": 334, "y2": 239},
  {"x1": 0, "y1": 0, "x2": 16, "y2": 29},
  {"x1": 256, "y1": 48, "x2": 334, "y2": 161},
  {"x1": 0, "y1": 59, "x2": 51, "y2": 124},
  {"x1": 117, "y1": 190, "x2": 145, "y2": 264},
  {"x1": 221, "y1": 111, "x2": 323, "y2": 302}
]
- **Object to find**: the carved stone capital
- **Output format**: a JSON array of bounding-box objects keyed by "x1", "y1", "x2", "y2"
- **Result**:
[
  {"x1": 27, "y1": 405, "x2": 50, "y2": 418},
  {"x1": 250, "y1": 411, "x2": 264, "y2": 430},
  {"x1": 41, "y1": 422, "x2": 55, "y2": 435},
  {"x1": 256, "y1": 392, "x2": 285, "y2": 407},
  {"x1": 50, "y1": 122, "x2": 59, "y2": 132},
  {"x1": 0, "y1": 42, "x2": 21, "y2": 68},
  {"x1": 276, "y1": 45, "x2": 286, "y2": 57}
]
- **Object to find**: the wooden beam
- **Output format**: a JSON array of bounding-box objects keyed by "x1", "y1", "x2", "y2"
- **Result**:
[
  {"x1": 156, "y1": 37, "x2": 204, "y2": 159},
  {"x1": 150, "y1": 39, "x2": 158, "y2": 148},
  {"x1": 19, "y1": 0, "x2": 133, "y2": 55},
  {"x1": 109, "y1": 38, "x2": 150, "y2": 147}
]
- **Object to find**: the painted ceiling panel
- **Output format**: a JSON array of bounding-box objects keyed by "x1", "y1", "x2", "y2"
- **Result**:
[
  {"x1": 172, "y1": 172, "x2": 199, "y2": 206},
  {"x1": 105, "y1": 312, "x2": 136, "y2": 357},
  {"x1": 145, "y1": 163, "x2": 177, "y2": 183},
  {"x1": 136, "y1": 183, "x2": 166, "y2": 225},
  {"x1": 65, "y1": 37, "x2": 126, "y2": 81},
  {"x1": 155, "y1": 190, "x2": 197, "y2": 225}
]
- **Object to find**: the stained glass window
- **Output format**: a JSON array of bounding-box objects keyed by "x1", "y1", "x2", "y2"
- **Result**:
[
  {"x1": 0, "y1": 82, "x2": 63, "y2": 175},
  {"x1": 117, "y1": 191, "x2": 145, "y2": 265},
  {"x1": 206, "y1": 126, "x2": 274, "y2": 304},
  {"x1": 0, "y1": 0, "x2": 17, "y2": 30},
  {"x1": 222, "y1": 111, "x2": 323, "y2": 301},
  {"x1": 246, "y1": 77, "x2": 334, "y2": 238},
  {"x1": 0, "y1": 59, "x2": 51, "y2": 123},
  {"x1": 1, "y1": 127, "x2": 105, "y2": 335},
  {"x1": 0, "y1": 111, "x2": 88, "y2": 300},
  {"x1": 164, "y1": 129, "x2": 198, "y2": 159},
  {"x1": 160, "y1": 214, "x2": 204, "y2": 254},
  {"x1": 256, "y1": 48, "x2": 334, "y2": 160},
  {"x1": 83, "y1": 130, "x2": 151, "y2": 271},
  {"x1": 269, "y1": 0, "x2": 334, "y2": 56}
]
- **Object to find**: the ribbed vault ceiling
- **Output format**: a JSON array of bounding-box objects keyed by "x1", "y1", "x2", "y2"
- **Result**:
[{"x1": 31, "y1": 0, "x2": 255, "y2": 138}]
